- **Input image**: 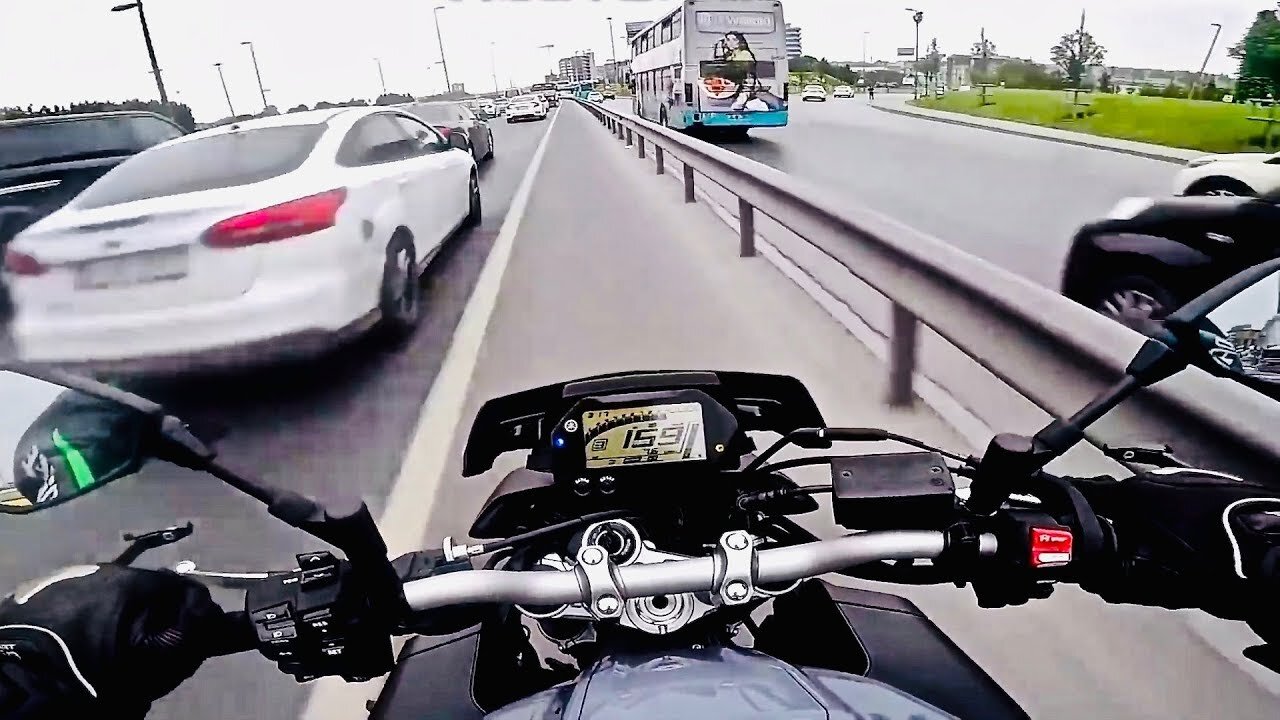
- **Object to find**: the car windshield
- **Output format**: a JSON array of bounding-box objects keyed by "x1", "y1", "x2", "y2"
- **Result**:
[
  {"x1": 0, "y1": 115, "x2": 180, "y2": 170},
  {"x1": 406, "y1": 104, "x2": 457, "y2": 124},
  {"x1": 72, "y1": 124, "x2": 325, "y2": 209}
]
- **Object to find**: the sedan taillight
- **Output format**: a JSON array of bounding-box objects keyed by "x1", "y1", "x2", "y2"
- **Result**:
[
  {"x1": 3, "y1": 248, "x2": 47, "y2": 276},
  {"x1": 202, "y1": 189, "x2": 347, "y2": 249}
]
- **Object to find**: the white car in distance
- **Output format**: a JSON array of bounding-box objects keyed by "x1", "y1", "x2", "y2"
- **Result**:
[
  {"x1": 506, "y1": 95, "x2": 548, "y2": 123},
  {"x1": 832, "y1": 85, "x2": 855, "y2": 98},
  {"x1": 1173, "y1": 151, "x2": 1280, "y2": 196},
  {"x1": 587, "y1": 91, "x2": 605, "y2": 102},
  {"x1": 801, "y1": 84, "x2": 828, "y2": 102},
  {"x1": 4, "y1": 107, "x2": 482, "y2": 373}
]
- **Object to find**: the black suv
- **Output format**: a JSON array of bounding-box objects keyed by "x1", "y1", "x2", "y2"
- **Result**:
[
  {"x1": 0, "y1": 111, "x2": 186, "y2": 246},
  {"x1": 1062, "y1": 194, "x2": 1280, "y2": 331}
]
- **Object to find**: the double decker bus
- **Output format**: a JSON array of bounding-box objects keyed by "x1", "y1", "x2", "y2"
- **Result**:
[{"x1": 629, "y1": 0, "x2": 788, "y2": 135}]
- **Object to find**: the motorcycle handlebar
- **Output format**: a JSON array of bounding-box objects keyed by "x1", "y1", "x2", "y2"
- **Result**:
[{"x1": 400, "y1": 530, "x2": 997, "y2": 612}]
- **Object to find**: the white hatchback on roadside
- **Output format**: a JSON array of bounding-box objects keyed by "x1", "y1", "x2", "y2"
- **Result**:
[{"x1": 4, "y1": 107, "x2": 481, "y2": 374}]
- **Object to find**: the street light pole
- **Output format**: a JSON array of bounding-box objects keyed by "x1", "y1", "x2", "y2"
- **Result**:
[
  {"x1": 433, "y1": 6, "x2": 453, "y2": 93},
  {"x1": 490, "y1": 42, "x2": 499, "y2": 93},
  {"x1": 906, "y1": 8, "x2": 923, "y2": 99},
  {"x1": 538, "y1": 43, "x2": 555, "y2": 81},
  {"x1": 863, "y1": 31, "x2": 869, "y2": 65},
  {"x1": 110, "y1": 2, "x2": 169, "y2": 107},
  {"x1": 213, "y1": 63, "x2": 235, "y2": 117},
  {"x1": 374, "y1": 57, "x2": 388, "y2": 96},
  {"x1": 607, "y1": 16, "x2": 618, "y2": 83},
  {"x1": 241, "y1": 41, "x2": 268, "y2": 111},
  {"x1": 1190, "y1": 22, "x2": 1223, "y2": 100}
]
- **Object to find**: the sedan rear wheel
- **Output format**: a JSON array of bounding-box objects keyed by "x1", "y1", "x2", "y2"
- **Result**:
[
  {"x1": 374, "y1": 233, "x2": 421, "y2": 344},
  {"x1": 1092, "y1": 275, "x2": 1178, "y2": 336},
  {"x1": 464, "y1": 172, "x2": 482, "y2": 227},
  {"x1": 1189, "y1": 178, "x2": 1256, "y2": 197}
]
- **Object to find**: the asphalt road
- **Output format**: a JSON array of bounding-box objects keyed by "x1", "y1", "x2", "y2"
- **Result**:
[
  {"x1": 606, "y1": 96, "x2": 1175, "y2": 289},
  {"x1": 419, "y1": 104, "x2": 1280, "y2": 720},
  {"x1": 0, "y1": 113, "x2": 557, "y2": 720}
]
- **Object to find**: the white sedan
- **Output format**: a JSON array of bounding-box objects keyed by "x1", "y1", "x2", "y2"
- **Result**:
[
  {"x1": 801, "y1": 85, "x2": 828, "y2": 102},
  {"x1": 587, "y1": 91, "x2": 605, "y2": 102},
  {"x1": 1173, "y1": 151, "x2": 1280, "y2": 196},
  {"x1": 832, "y1": 85, "x2": 855, "y2": 98},
  {"x1": 4, "y1": 107, "x2": 481, "y2": 373},
  {"x1": 506, "y1": 95, "x2": 548, "y2": 122}
]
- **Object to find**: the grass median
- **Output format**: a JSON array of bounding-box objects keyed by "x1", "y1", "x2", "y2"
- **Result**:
[{"x1": 913, "y1": 88, "x2": 1274, "y2": 154}]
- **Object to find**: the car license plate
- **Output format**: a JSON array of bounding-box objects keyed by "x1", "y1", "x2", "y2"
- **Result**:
[{"x1": 75, "y1": 247, "x2": 189, "y2": 290}]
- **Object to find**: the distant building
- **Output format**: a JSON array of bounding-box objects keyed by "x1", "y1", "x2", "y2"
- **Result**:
[
  {"x1": 559, "y1": 52, "x2": 595, "y2": 83},
  {"x1": 597, "y1": 59, "x2": 631, "y2": 84},
  {"x1": 625, "y1": 21, "x2": 649, "y2": 42},
  {"x1": 450, "y1": 83, "x2": 467, "y2": 94},
  {"x1": 785, "y1": 24, "x2": 802, "y2": 58}
]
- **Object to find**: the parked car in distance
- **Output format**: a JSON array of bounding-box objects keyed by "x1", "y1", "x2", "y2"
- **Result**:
[
  {"x1": 801, "y1": 85, "x2": 828, "y2": 102},
  {"x1": 402, "y1": 101, "x2": 494, "y2": 162},
  {"x1": 1, "y1": 111, "x2": 186, "y2": 248},
  {"x1": 602, "y1": 89, "x2": 616, "y2": 99},
  {"x1": 1173, "y1": 151, "x2": 1280, "y2": 196},
  {"x1": 832, "y1": 85, "x2": 854, "y2": 98},
  {"x1": 4, "y1": 107, "x2": 481, "y2": 374},
  {"x1": 1061, "y1": 194, "x2": 1280, "y2": 333},
  {"x1": 506, "y1": 95, "x2": 548, "y2": 123},
  {"x1": 587, "y1": 91, "x2": 605, "y2": 102}
]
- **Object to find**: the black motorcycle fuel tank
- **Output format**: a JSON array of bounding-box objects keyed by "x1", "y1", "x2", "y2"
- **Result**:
[{"x1": 484, "y1": 645, "x2": 957, "y2": 720}]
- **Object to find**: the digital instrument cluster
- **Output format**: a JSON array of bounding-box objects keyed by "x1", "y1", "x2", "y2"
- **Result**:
[{"x1": 582, "y1": 403, "x2": 708, "y2": 469}]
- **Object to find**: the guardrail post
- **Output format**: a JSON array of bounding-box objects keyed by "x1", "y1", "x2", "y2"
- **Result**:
[
  {"x1": 738, "y1": 198, "x2": 756, "y2": 257},
  {"x1": 655, "y1": 147, "x2": 665, "y2": 175},
  {"x1": 683, "y1": 164, "x2": 695, "y2": 203},
  {"x1": 887, "y1": 303, "x2": 919, "y2": 407},
  {"x1": 637, "y1": 136, "x2": 646, "y2": 159},
  {"x1": 625, "y1": 128, "x2": 633, "y2": 146}
]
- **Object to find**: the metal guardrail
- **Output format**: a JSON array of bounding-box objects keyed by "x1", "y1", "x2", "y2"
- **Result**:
[{"x1": 575, "y1": 99, "x2": 1280, "y2": 482}]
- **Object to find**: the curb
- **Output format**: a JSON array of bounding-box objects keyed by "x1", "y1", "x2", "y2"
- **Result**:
[{"x1": 871, "y1": 103, "x2": 1195, "y2": 165}]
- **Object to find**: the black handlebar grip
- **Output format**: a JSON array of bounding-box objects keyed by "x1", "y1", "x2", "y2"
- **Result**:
[{"x1": 205, "y1": 610, "x2": 257, "y2": 657}]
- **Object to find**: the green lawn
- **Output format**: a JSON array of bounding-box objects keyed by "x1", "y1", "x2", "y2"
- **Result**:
[{"x1": 913, "y1": 89, "x2": 1277, "y2": 154}]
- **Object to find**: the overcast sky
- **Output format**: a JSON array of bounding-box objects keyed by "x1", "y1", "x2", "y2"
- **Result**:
[{"x1": 0, "y1": 0, "x2": 1264, "y2": 122}]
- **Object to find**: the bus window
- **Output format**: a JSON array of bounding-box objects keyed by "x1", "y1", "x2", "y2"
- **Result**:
[
  {"x1": 672, "y1": 15, "x2": 682, "y2": 39},
  {"x1": 661, "y1": 20, "x2": 672, "y2": 43}
]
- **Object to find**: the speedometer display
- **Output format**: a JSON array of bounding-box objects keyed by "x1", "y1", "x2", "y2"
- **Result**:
[{"x1": 582, "y1": 403, "x2": 707, "y2": 469}]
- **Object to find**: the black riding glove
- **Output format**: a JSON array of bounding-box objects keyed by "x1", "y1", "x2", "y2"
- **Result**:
[
  {"x1": 0, "y1": 563, "x2": 231, "y2": 720},
  {"x1": 1070, "y1": 469, "x2": 1280, "y2": 643}
]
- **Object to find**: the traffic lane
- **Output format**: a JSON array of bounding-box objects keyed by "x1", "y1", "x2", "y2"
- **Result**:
[
  {"x1": 605, "y1": 98, "x2": 1172, "y2": 289},
  {"x1": 739, "y1": 100, "x2": 1176, "y2": 288},
  {"x1": 0, "y1": 113, "x2": 556, "y2": 720},
  {"x1": 425, "y1": 104, "x2": 1280, "y2": 720}
]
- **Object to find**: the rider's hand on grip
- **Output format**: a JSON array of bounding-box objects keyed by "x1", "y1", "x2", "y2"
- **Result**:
[
  {"x1": 0, "y1": 564, "x2": 230, "y2": 718},
  {"x1": 1069, "y1": 470, "x2": 1280, "y2": 639}
]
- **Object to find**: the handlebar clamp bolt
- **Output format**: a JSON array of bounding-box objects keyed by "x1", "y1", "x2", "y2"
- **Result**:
[
  {"x1": 725, "y1": 580, "x2": 749, "y2": 601},
  {"x1": 581, "y1": 547, "x2": 605, "y2": 565},
  {"x1": 725, "y1": 532, "x2": 751, "y2": 551},
  {"x1": 596, "y1": 595, "x2": 620, "y2": 614}
]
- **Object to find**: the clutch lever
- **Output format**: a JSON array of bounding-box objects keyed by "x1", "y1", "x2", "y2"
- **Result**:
[
  {"x1": 114, "y1": 522, "x2": 195, "y2": 566},
  {"x1": 174, "y1": 560, "x2": 291, "y2": 590}
]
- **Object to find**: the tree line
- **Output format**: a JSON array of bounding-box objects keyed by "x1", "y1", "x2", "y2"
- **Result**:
[{"x1": 1, "y1": 99, "x2": 196, "y2": 131}]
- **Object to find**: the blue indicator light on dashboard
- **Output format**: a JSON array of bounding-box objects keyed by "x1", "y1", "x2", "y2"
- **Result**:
[{"x1": 554, "y1": 437, "x2": 565, "y2": 448}]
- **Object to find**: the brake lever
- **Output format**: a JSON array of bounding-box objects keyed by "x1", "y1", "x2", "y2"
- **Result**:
[
  {"x1": 1102, "y1": 443, "x2": 1190, "y2": 469},
  {"x1": 113, "y1": 522, "x2": 195, "y2": 566},
  {"x1": 173, "y1": 560, "x2": 290, "y2": 589}
]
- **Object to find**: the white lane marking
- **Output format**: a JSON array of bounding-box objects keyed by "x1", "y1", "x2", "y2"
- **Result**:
[{"x1": 297, "y1": 109, "x2": 562, "y2": 720}]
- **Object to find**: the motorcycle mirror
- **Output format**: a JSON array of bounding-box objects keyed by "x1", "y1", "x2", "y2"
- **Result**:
[
  {"x1": 1163, "y1": 260, "x2": 1280, "y2": 402},
  {"x1": 0, "y1": 368, "x2": 156, "y2": 513}
]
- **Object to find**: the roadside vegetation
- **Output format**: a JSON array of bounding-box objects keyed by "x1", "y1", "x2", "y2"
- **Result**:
[{"x1": 914, "y1": 89, "x2": 1273, "y2": 153}]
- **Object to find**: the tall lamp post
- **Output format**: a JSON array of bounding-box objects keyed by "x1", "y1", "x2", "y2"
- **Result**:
[
  {"x1": 490, "y1": 42, "x2": 499, "y2": 93},
  {"x1": 607, "y1": 16, "x2": 618, "y2": 83},
  {"x1": 110, "y1": 2, "x2": 169, "y2": 107},
  {"x1": 863, "y1": 31, "x2": 870, "y2": 65},
  {"x1": 374, "y1": 57, "x2": 388, "y2": 96},
  {"x1": 538, "y1": 43, "x2": 556, "y2": 81},
  {"x1": 905, "y1": 8, "x2": 924, "y2": 99},
  {"x1": 213, "y1": 62, "x2": 235, "y2": 117},
  {"x1": 1190, "y1": 22, "x2": 1223, "y2": 100},
  {"x1": 240, "y1": 41, "x2": 269, "y2": 111},
  {"x1": 433, "y1": 6, "x2": 453, "y2": 93}
]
